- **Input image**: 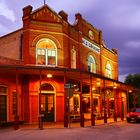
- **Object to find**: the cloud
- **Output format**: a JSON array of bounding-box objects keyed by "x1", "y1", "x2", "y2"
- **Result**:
[
  {"x1": 104, "y1": 2, "x2": 140, "y2": 29},
  {"x1": 119, "y1": 73, "x2": 128, "y2": 82},
  {"x1": 0, "y1": 23, "x2": 9, "y2": 35},
  {"x1": 125, "y1": 41, "x2": 140, "y2": 48},
  {"x1": 0, "y1": 0, "x2": 16, "y2": 22}
]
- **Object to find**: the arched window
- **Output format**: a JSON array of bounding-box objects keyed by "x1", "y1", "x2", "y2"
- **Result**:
[
  {"x1": 36, "y1": 39, "x2": 57, "y2": 66},
  {"x1": 71, "y1": 49, "x2": 76, "y2": 69},
  {"x1": 106, "y1": 62, "x2": 112, "y2": 78},
  {"x1": 40, "y1": 83, "x2": 54, "y2": 91},
  {"x1": 88, "y1": 55, "x2": 96, "y2": 73}
]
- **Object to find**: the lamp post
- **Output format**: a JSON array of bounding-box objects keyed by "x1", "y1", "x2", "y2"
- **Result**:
[{"x1": 38, "y1": 70, "x2": 43, "y2": 130}]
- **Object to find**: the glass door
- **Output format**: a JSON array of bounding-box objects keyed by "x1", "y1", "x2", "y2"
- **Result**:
[{"x1": 41, "y1": 94, "x2": 54, "y2": 122}]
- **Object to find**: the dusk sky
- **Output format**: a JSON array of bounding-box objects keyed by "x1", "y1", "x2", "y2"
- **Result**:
[{"x1": 0, "y1": 0, "x2": 140, "y2": 82}]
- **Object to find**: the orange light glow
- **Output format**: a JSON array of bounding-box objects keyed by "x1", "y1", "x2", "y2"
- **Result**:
[{"x1": 47, "y1": 74, "x2": 52, "y2": 78}]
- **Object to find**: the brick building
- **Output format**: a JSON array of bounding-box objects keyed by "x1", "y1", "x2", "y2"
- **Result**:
[{"x1": 0, "y1": 4, "x2": 133, "y2": 127}]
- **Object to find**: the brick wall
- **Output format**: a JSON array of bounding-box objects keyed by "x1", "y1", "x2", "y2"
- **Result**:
[{"x1": 0, "y1": 30, "x2": 22, "y2": 61}]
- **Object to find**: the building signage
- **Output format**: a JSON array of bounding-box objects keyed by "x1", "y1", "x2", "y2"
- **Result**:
[
  {"x1": 64, "y1": 84, "x2": 74, "y2": 89},
  {"x1": 82, "y1": 38, "x2": 100, "y2": 54}
]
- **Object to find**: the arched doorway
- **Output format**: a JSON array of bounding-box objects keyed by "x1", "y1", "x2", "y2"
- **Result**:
[{"x1": 40, "y1": 83, "x2": 55, "y2": 122}]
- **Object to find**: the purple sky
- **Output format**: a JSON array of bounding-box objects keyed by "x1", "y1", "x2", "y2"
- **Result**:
[{"x1": 0, "y1": 0, "x2": 140, "y2": 82}]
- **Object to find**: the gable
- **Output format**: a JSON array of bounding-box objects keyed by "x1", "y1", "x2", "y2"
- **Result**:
[{"x1": 31, "y1": 5, "x2": 62, "y2": 23}]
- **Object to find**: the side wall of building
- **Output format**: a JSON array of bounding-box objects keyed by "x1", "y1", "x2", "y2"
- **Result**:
[{"x1": 0, "y1": 30, "x2": 22, "y2": 60}]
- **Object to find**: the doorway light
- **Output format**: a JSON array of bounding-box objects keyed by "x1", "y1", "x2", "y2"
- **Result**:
[{"x1": 47, "y1": 74, "x2": 52, "y2": 78}]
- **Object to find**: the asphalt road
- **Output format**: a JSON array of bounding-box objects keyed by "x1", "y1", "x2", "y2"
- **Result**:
[{"x1": 0, "y1": 121, "x2": 140, "y2": 140}]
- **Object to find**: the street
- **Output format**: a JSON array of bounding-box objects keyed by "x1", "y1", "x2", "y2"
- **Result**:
[{"x1": 0, "y1": 121, "x2": 140, "y2": 140}]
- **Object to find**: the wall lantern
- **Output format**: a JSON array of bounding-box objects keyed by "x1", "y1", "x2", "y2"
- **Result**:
[
  {"x1": 113, "y1": 83, "x2": 117, "y2": 89},
  {"x1": 97, "y1": 81, "x2": 100, "y2": 86},
  {"x1": 47, "y1": 74, "x2": 52, "y2": 78}
]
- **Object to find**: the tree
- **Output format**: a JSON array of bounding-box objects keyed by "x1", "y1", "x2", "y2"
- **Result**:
[{"x1": 125, "y1": 74, "x2": 140, "y2": 108}]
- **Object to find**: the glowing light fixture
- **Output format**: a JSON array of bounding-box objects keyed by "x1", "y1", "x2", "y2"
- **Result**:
[
  {"x1": 113, "y1": 83, "x2": 117, "y2": 89},
  {"x1": 97, "y1": 81, "x2": 100, "y2": 85},
  {"x1": 47, "y1": 74, "x2": 52, "y2": 78}
]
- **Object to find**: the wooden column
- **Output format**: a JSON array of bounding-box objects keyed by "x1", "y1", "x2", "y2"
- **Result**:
[
  {"x1": 120, "y1": 84, "x2": 124, "y2": 121},
  {"x1": 14, "y1": 68, "x2": 19, "y2": 130},
  {"x1": 103, "y1": 79, "x2": 107, "y2": 123},
  {"x1": 80, "y1": 73, "x2": 84, "y2": 127},
  {"x1": 90, "y1": 76, "x2": 95, "y2": 126},
  {"x1": 64, "y1": 71, "x2": 68, "y2": 128},
  {"x1": 113, "y1": 86, "x2": 117, "y2": 122},
  {"x1": 38, "y1": 70, "x2": 43, "y2": 130}
]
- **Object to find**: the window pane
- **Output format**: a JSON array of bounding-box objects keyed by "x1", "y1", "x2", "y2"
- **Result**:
[
  {"x1": 0, "y1": 86, "x2": 7, "y2": 94},
  {"x1": 37, "y1": 49, "x2": 41, "y2": 55},
  {"x1": 37, "y1": 55, "x2": 46, "y2": 65},
  {"x1": 88, "y1": 55, "x2": 96, "y2": 73},
  {"x1": 48, "y1": 56, "x2": 56, "y2": 65},
  {"x1": 52, "y1": 50, "x2": 56, "y2": 56},
  {"x1": 41, "y1": 49, "x2": 45, "y2": 55},
  {"x1": 47, "y1": 50, "x2": 52, "y2": 56}
]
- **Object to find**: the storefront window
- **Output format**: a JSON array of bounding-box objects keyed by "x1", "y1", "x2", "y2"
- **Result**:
[
  {"x1": 69, "y1": 94, "x2": 80, "y2": 113},
  {"x1": 36, "y1": 39, "x2": 57, "y2": 66},
  {"x1": 88, "y1": 55, "x2": 96, "y2": 73},
  {"x1": 82, "y1": 97, "x2": 90, "y2": 113}
]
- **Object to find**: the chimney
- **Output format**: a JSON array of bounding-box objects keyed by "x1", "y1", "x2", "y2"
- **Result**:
[
  {"x1": 112, "y1": 48, "x2": 118, "y2": 54},
  {"x1": 23, "y1": 5, "x2": 33, "y2": 17},
  {"x1": 75, "y1": 13, "x2": 82, "y2": 21},
  {"x1": 59, "y1": 10, "x2": 68, "y2": 22}
]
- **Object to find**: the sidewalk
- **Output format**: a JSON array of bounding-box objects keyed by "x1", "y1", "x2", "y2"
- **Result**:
[
  {"x1": 0, "y1": 121, "x2": 131, "y2": 140},
  {"x1": 0, "y1": 117, "x2": 125, "y2": 131}
]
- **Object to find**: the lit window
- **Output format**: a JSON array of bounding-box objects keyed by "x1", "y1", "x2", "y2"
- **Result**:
[
  {"x1": 71, "y1": 49, "x2": 76, "y2": 69},
  {"x1": 106, "y1": 62, "x2": 112, "y2": 78},
  {"x1": 36, "y1": 39, "x2": 57, "y2": 66},
  {"x1": 88, "y1": 55, "x2": 96, "y2": 73}
]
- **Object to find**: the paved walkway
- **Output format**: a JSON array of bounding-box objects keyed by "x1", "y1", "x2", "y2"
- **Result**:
[
  {"x1": 18, "y1": 117, "x2": 124, "y2": 130},
  {"x1": 0, "y1": 121, "x2": 139, "y2": 140}
]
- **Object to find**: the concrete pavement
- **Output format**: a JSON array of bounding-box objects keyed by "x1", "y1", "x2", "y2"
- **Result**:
[{"x1": 0, "y1": 121, "x2": 140, "y2": 140}]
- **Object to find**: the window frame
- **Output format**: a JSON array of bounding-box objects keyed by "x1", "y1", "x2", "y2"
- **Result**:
[
  {"x1": 87, "y1": 55, "x2": 96, "y2": 73},
  {"x1": 36, "y1": 38, "x2": 57, "y2": 66}
]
